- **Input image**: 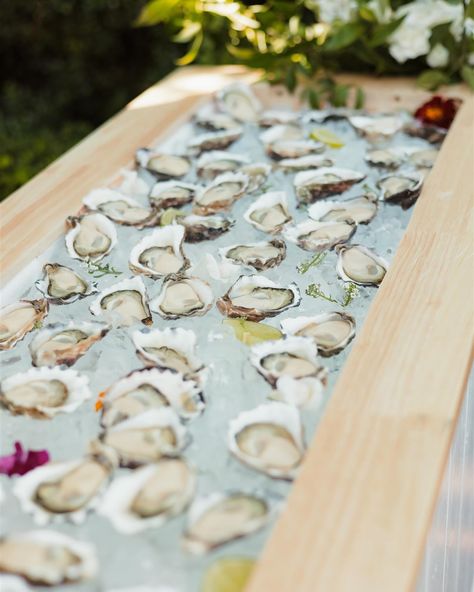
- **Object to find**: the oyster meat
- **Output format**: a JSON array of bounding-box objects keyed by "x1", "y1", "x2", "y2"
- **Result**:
[
  {"x1": 82, "y1": 188, "x2": 158, "y2": 227},
  {"x1": 196, "y1": 151, "x2": 248, "y2": 180},
  {"x1": 220, "y1": 239, "x2": 286, "y2": 271},
  {"x1": 29, "y1": 321, "x2": 108, "y2": 367},
  {"x1": 98, "y1": 458, "x2": 195, "y2": 533},
  {"x1": 239, "y1": 162, "x2": 272, "y2": 193},
  {"x1": 148, "y1": 181, "x2": 198, "y2": 210},
  {"x1": 294, "y1": 167, "x2": 365, "y2": 204},
  {"x1": 216, "y1": 84, "x2": 261, "y2": 122},
  {"x1": 0, "y1": 367, "x2": 91, "y2": 419},
  {"x1": 0, "y1": 530, "x2": 97, "y2": 586},
  {"x1": 228, "y1": 402, "x2": 305, "y2": 479},
  {"x1": 336, "y1": 244, "x2": 388, "y2": 286},
  {"x1": 100, "y1": 408, "x2": 187, "y2": 468},
  {"x1": 277, "y1": 154, "x2": 334, "y2": 172},
  {"x1": 136, "y1": 148, "x2": 191, "y2": 180},
  {"x1": 349, "y1": 115, "x2": 403, "y2": 139},
  {"x1": 377, "y1": 173, "x2": 422, "y2": 209},
  {"x1": 65, "y1": 213, "x2": 117, "y2": 262},
  {"x1": 193, "y1": 172, "x2": 248, "y2": 215},
  {"x1": 129, "y1": 225, "x2": 189, "y2": 278},
  {"x1": 187, "y1": 127, "x2": 243, "y2": 154},
  {"x1": 0, "y1": 300, "x2": 48, "y2": 351},
  {"x1": 35, "y1": 263, "x2": 96, "y2": 304},
  {"x1": 284, "y1": 219, "x2": 356, "y2": 252},
  {"x1": 178, "y1": 214, "x2": 234, "y2": 242},
  {"x1": 244, "y1": 191, "x2": 292, "y2": 234},
  {"x1": 90, "y1": 277, "x2": 152, "y2": 327},
  {"x1": 182, "y1": 491, "x2": 272, "y2": 554},
  {"x1": 150, "y1": 275, "x2": 213, "y2": 319},
  {"x1": 194, "y1": 107, "x2": 240, "y2": 131},
  {"x1": 308, "y1": 193, "x2": 378, "y2": 225},
  {"x1": 217, "y1": 275, "x2": 301, "y2": 322},
  {"x1": 281, "y1": 312, "x2": 356, "y2": 357}
]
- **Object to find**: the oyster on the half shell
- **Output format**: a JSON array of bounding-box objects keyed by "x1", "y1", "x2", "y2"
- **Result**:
[
  {"x1": 349, "y1": 115, "x2": 403, "y2": 140},
  {"x1": 193, "y1": 172, "x2": 248, "y2": 215},
  {"x1": 148, "y1": 181, "x2": 198, "y2": 210},
  {"x1": 65, "y1": 213, "x2": 117, "y2": 262},
  {"x1": 308, "y1": 194, "x2": 378, "y2": 225},
  {"x1": 0, "y1": 300, "x2": 48, "y2": 351},
  {"x1": 243, "y1": 191, "x2": 292, "y2": 234},
  {"x1": 219, "y1": 239, "x2": 286, "y2": 271},
  {"x1": 150, "y1": 275, "x2": 213, "y2": 320},
  {"x1": 377, "y1": 173, "x2": 423, "y2": 209},
  {"x1": 187, "y1": 127, "x2": 243, "y2": 154},
  {"x1": 35, "y1": 264, "x2": 96, "y2": 304},
  {"x1": 336, "y1": 244, "x2": 388, "y2": 286},
  {"x1": 294, "y1": 167, "x2": 365, "y2": 204},
  {"x1": 178, "y1": 214, "x2": 234, "y2": 242},
  {"x1": 82, "y1": 188, "x2": 159, "y2": 227},
  {"x1": 90, "y1": 277, "x2": 152, "y2": 327},
  {"x1": 136, "y1": 149, "x2": 191, "y2": 180},
  {"x1": 284, "y1": 219, "x2": 356, "y2": 252},
  {"x1": 196, "y1": 151, "x2": 248, "y2": 180},
  {"x1": 129, "y1": 225, "x2": 189, "y2": 278},
  {"x1": 216, "y1": 83, "x2": 262, "y2": 122},
  {"x1": 239, "y1": 162, "x2": 272, "y2": 193}
]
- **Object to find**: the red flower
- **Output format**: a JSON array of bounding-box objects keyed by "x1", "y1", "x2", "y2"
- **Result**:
[
  {"x1": 414, "y1": 95, "x2": 461, "y2": 130},
  {"x1": 0, "y1": 442, "x2": 50, "y2": 476}
]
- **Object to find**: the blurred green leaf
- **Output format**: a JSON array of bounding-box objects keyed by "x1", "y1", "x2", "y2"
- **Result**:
[
  {"x1": 324, "y1": 23, "x2": 364, "y2": 51},
  {"x1": 461, "y1": 66, "x2": 474, "y2": 89},
  {"x1": 355, "y1": 86, "x2": 365, "y2": 108},
  {"x1": 173, "y1": 21, "x2": 202, "y2": 43},
  {"x1": 417, "y1": 69, "x2": 450, "y2": 90},
  {"x1": 176, "y1": 30, "x2": 203, "y2": 65},
  {"x1": 368, "y1": 16, "x2": 405, "y2": 48},
  {"x1": 135, "y1": 0, "x2": 181, "y2": 27}
]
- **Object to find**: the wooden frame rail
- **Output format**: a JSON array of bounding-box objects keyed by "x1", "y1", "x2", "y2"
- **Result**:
[{"x1": 0, "y1": 66, "x2": 473, "y2": 592}]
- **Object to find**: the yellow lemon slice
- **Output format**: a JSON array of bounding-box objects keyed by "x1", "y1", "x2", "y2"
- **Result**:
[
  {"x1": 201, "y1": 557, "x2": 256, "y2": 592},
  {"x1": 310, "y1": 128, "x2": 345, "y2": 148},
  {"x1": 160, "y1": 208, "x2": 185, "y2": 226},
  {"x1": 224, "y1": 318, "x2": 283, "y2": 346}
]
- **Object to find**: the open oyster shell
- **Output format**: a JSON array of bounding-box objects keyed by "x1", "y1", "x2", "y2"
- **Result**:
[
  {"x1": 377, "y1": 173, "x2": 423, "y2": 209},
  {"x1": 284, "y1": 219, "x2": 356, "y2": 252},
  {"x1": 0, "y1": 299, "x2": 48, "y2": 351},
  {"x1": 216, "y1": 83, "x2": 262, "y2": 122},
  {"x1": 269, "y1": 375, "x2": 325, "y2": 409},
  {"x1": 219, "y1": 239, "x2": 286, "y2": 271},
  {"x1": 82, "y1": 188, "x2": 159, "y2": 227},
  {"x1": 259, "y1": 123, "x2": 304, "y2": 143},
  {"x1": 276, "y1": 154, "x2": 334, "y2": 172},
  {"x1": 150, "y1": 275, "x2": 213, "y2": 320},
  {"x1": 0, "y1": 575, "x2": 32, "y2": 592},
  {"x1": 336, "y1": 244, "x2": 388, "y2": 286},
  {"x1": 217, "y1": 275, "x2": 301, "y2": 322},
  {"x1": 65, "y1": 213, "x2": 117, "y2": 262},
  {"x1": 90, "y1": 277, "x2": 152, "y2": 327},
  {"x1": 178, "y1": 214, "x2": 234, "y2": 242},
  {"x1": 132, "y1": 327, "x2": 205, "y2": 381},
  {"x1": 0, "y1": 367, "x2": 91, "y2": 419},
  {"x1": 182, "y1": 491, "x2": 274, "y2": 554},
  {"x1": 0, "y1": 530, "x2": 98, "y2": 586},
  {"x1": 101, "y1": 367, "x2": 204, "y2": 427},
  {"x1": 35, "y1": 263, "x2": 96, "y2": 304},
  {"x1": 239, "y1": 162, "x2": 272, "y2": 193},
  {"x1": 228, "y1": 402, "x2": 305, "y2": 479},
  {"x1": 403, "y1": 121, "x2": 447, "y2": 144},
  {"x1": 294, "y1": 167, "x2": 365, "y2": 204},
  {"x1": 98, "y1": 458, "x2": 195, "y2": 534},
  {"x1": 100, "y1": 408, "x2": 188, "y2": 468},
  {"x1": 194, "y1": 106, "x2": 240, "y2": 131},
  {"x1": 249, "y1": 336, "x2": 327, "y2": 387},
  {"x1": 243, "y1": 191, "x2": 292, "y2": 234},
  {"x1": 129, "y1": 226, "x2": 189, "y2": 278},
  {"x1": 196, "y1": 151, "x2": 249, "y2": 180},
  {"x1": 308, "y1": 193, "x2": 378, "y2": 225},
  {"x1": 193, "y1": 171, "x2": 249, "y2": 215},
  {"x1": 281, "y1": 312, "x2": 356, "y2": 357},
  {"x1": 259, "y1": 109, "x2": 299, "y2": 127},
  {"x1": 260, "y1": 125, "x2": 323, "y2": 160},
  {"x1": 148, "y1": 181, "x2": 198, "y2": 210},
  {"x1": 29, "y1": 321, "x2": 109, "y2": 367},
  {"x1": 349, "y1": 114, "x2": 403, "y2": 140},
  {"x1": 136, "y1": 149, "x2": 191, "y2": 180},
  {"x1": 187, "y1": 127, "x2": 243, "y2": 154},
  {"x1": 13, "y1": 444, "x2": 116, "y2": 525},
  {"x1": 115, "y1": 169, "x2": 150, "y2": 197}
]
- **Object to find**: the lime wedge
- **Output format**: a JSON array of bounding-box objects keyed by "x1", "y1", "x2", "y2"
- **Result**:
[
  {"x1": 310, "y1": 127, "x2": 345, "y2": 148},
  {"x1": 224, "y1": 318, "x2": 283, "y2": 345},
  {"x1": 201, "y1": 557, "x2": 256, "y2": 592},
  {"x1": 160, "y1": 208, "x2": 185, "y2": 226}
]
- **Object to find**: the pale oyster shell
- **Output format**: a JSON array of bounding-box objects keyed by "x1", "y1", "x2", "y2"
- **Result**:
[
  {"x1": 0, "y1": 530, "x2": 97, "y2": 586},
  {"x1": 148, "y1": 180, "x2": 198, "y2": 210},
  {"x1": 194, "y1": 105, "x2": 240, "y2": 131},
  {"x1": 115, "y1": 169, "x2": 150, "y2": 197},
  {"x1": 283, "y1": 219, "x2": 356, "y2": 252},
  {"x1": 35, "y1": 263, "x2": 96, "y2": 304},
  {"x1": 249, "y1": 336, "x2": 327, "y2": 387},
  {"x1": 150, "y1": 275, "x2": 213, "y2": 320},
  {"x1": 216, "y1": 83, "x2": 262, "y2": 122},
  {"x1": 377, "y1": 173, "x2": 423, "y2": 209},
  {"x1": 100, "y1": 367, "x2": 204, "y2": 426},
  {"x1": 0, "y1": 366, "x2": 91, "y2": 419},
  {"x1": 89, "y1": 277, "x2": 152, "y2": 327},
  {"x1": 217, "y1": 275, "x2": 301, "y2": 322},
  {"x1": 29, "y1": 321, "x2": 109, "y2": 367},
  {"x1": 178, "y1": 214, "x2": 234, "y2": 242},
  {"x1": 281, "y1": 312, "x2": 356, "y2": 357},
  {"x1": 182, "y1": 491, "x2": 274, "y2": 554},
  {"x1": 308, "y1": 193, "x2": 378, "y2": 225},
  {"x1": 65, "y1": 213, "x2": 117, "y2": 262},
  {"x1": 196, "y1": 151, "x2": 249, "y2": 180},
  {"x1": 219, "y1": 239, "x2": 286, "y2": 271},
  {"x1": 239, "y1": 162, "x2": 272, "y2": 193},
  {"x1": 0, "y1": 299, "x2": 48, "y2": 351},
  {"x1": 269, "y1": 375, "x2": 325, "y2": 409},
  {"x1": 136, "y1": 149, "x2": 191, "y2": 180},
  {"x1": 243, "y1": 191, "x2": 292, "y2": 234},
  {"x1": 129, "y1": 225, "x2": 189, "y2": 278},
  {"x1": 336, "y1": 244, "x2": 388, "y2": 286},
  {"x1": 349, "y1": 114, "x2": 403, "y2": 139},
  {"x1": 228, "y1": 402, "x2": 305, "y2": 479},
  {"x1": 82, "y1": 188, "x2": 159, "y2": 227},
  {"x1": 132, "y1": 327, "x2": 205, "y2": 380},
  {"x1": 259, "y1": 124, "x2": 305, "y2": 144},
  {"x1": 276, "y1": 154, "x2": 334, "y2": 171},
  {"x1": 259, "y1": 109, "x2": 299, "y2": 127},
  {"x1": 100, "y1": 408, "x2": 188, "y2": 468},
  {"x1": 187, "y1": 127, "x2": 243, "y2": 154},
  {"x1": 0, "y1": 575, "x2": 32, "y2": 592},
  {"x1": 294, "y1": 167, "x2": 365, "y2": 204},
  {"x1": 98, "y1": 458, "x2": 195, "y2": 533},
  {"x1": 193, "y1": 171, "x2": 249, "y2": 215}
]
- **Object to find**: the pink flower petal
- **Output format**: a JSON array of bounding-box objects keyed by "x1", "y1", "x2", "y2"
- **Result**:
[{"x1": 0, "y1": 441, "x2": 50, "y2": 476}]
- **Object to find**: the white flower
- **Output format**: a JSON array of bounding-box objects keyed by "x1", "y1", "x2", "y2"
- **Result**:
[
  {"x1": 427, "y1": 43, "x2": 449, "y2": 68},
  {"x1": 367, "y1": 0, "x2": 392, "y2": 23},
  {"x1": 388, "y1": 0, "x2": 463, "y2": 63},
  {"x1": 307, "y1": 0, "x2": 357, "y2": 23},
  {"x1": 468, "y1": 52, "x2": 474, "y2": 66},
  {"x1": 465, "y1": 17, "x2": 474, "y2": 38}
]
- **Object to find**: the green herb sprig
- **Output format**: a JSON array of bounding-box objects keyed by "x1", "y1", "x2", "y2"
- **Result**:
[
  {"x1": 86, "y1": 261, "x2": 122, "y2": 278},
  {"x1": 306, "y1": 281, "x2": 360, "y2": 308},
  {"x1": 297, "y1": 252, "x2": 327, "y2": 274}
]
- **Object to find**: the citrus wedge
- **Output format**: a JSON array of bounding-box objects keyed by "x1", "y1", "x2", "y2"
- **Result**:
[
  {"x1": 310, "y1": 127, "x2": 345, "y2": 148},
  {"x1": 201, "y1": 557, "x2": 256, "y2": 592}
]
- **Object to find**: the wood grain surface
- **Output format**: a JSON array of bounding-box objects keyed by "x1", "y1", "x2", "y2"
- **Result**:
[{"x1": 0, "y1": 66, "x2": 472, "y2": 592}]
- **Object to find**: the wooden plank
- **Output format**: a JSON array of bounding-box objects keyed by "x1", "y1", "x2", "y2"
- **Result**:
[
  {"x1": 246, "y1": 96, "x2": 474, "y2": 592},
  {"x1": 0, "y1": 65, "x2": 472, "y2": 592}
]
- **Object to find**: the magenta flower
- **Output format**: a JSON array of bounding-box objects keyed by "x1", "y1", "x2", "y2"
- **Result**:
[{"x1": 0, "y1": 442, "x2": 50, "y2": 476}]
